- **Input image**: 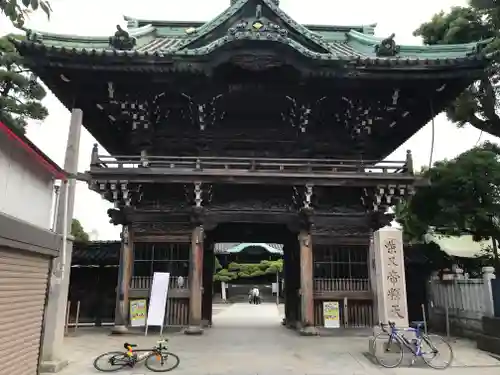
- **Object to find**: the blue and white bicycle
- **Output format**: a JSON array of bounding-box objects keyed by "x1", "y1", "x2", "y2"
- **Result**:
[{"x1": 372, "y1": 321, "x2": 453, "y2": 369}]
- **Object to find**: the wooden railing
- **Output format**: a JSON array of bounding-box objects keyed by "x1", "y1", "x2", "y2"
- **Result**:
[
  {"x1": 130, "y1": 276, "x2": 189, "y2": 290},
  {"x1": 314, "y1": 299, "x2": 373, "y2": 328},
  {"x1": 91, "y1": 154, "x2": 410, "y2": 175},
  {"x1": 314, "y1": 278, "x2": 370, "y2": 292}
]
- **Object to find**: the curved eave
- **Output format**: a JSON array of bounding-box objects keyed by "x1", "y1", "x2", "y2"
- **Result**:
[
  {"x1": 18, "y1": 24, "x2": 157, "y2": 49},
  {"x1": 13, "y1": 39, "x2": 490, "y2": 70},
  {"x1": 348, "y1": 30, "x2": 493, "y2": 58},
  {"x1": 123, "y1": 15, "x2": 205, "y2": 29}
]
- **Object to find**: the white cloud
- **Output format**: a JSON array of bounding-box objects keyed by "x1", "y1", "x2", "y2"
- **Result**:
[{"x1": 2, "y1": 0, "x2": 496, "y2": 240}]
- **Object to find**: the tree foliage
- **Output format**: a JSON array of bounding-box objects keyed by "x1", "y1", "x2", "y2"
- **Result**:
[
  {"x1": 213, "y1": 259, "x2": 283, "y2": 283},
  {"x1": 398, "y1": 143, "x2": 500, "y2": 270},
  {"x1": 1, "y1": 0, "x2": 52, "y2": 28},
  {"x1": 414, "y1": 2, "x2": 500, "y2": 137},
  {"x1": 71, "y1": 218, "x2": 89, "y2": 243},
  {"x1": 0, "y1": 35, "x2": 48, "y2": 133}
]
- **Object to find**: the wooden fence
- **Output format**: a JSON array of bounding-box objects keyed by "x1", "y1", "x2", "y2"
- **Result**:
[
  {"x1": 314, "y1": 299, "x2": 373, "y2": 328},
  {"x1": 313, "y1": 277, "x2": 372, "y2": 328},
  {"x1": 129, "y1": 276, "x2": 190, "y2": 327}
]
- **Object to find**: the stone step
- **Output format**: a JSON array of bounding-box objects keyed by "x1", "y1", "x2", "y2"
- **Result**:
[
  {"x1": 482, "y1": 316, "x2": 500, "y2": 337},
  {"x1": 477, "y1": 333, "x2": 500, "y2": 355}
]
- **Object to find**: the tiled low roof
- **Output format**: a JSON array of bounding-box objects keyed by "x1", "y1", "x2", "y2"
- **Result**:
[{"x1": 72, "y1": 240, "x2": 120, "y2": 265}]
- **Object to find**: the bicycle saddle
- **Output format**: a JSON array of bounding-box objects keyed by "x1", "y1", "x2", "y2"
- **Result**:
[
  {"x1": 410, "y1": 321, "x2": 425, "y2": 329},
  {"x1": 123, "y1": 342, "x2": 137, "y2": 349}
]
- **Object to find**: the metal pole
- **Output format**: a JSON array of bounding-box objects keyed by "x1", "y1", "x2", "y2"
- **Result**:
[
  {"x1": 51, "y1": 185, "x2": 60, "y2": 232},
  {"x1": 276, "y1": 271, "x2": 279, "y2": 305},
  {"x1": 445, "y1": 305, "x2": 450, "y2": 339},
  {"x1": 421, "y1": 304, "x2": 427, "y2": 335},
  {"x1": 64, "y1": 301, "x2": 71, "y2": 336},
  {"x1": 75, "y1": 300, "x2": 81, "y2": 333},
  {"x1": 343, "y1": 297, "x2": 348, "y2": 328}
]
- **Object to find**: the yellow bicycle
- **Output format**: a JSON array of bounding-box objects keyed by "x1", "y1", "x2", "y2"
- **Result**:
[{"x1": 93, "y1": 338, "x2": 180, "y2": 372}]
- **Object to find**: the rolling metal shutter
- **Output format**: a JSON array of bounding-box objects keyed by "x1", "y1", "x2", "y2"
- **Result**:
[{"x1": 0, "y1": 247, "x2": 50, "y2": 375}]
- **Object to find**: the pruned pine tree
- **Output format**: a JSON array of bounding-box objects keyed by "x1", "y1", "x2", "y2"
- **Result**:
[{"x1": 0, "y1": 35, "x2": 48, "y2": 133}]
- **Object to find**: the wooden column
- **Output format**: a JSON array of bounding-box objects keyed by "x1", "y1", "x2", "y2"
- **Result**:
[
  {"x1": 185, "y1": 225, "x2": 204, "y2": 335},
  {"x1": 299, "y1": 230, "x2": 317, "y2": 335},
  {"x1": 112, "y1": 224, "x2": 134, "y2": 334},
  {"x1": 201, "y1": 238, "x2": 214, "y2": 327}
]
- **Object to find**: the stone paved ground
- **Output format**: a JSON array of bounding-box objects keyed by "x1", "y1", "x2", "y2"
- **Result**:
[{"x1": 46, "y1": 303, "x2": 500, "y2": 375}]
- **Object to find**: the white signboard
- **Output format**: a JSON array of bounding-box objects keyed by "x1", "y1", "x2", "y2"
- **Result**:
[
  {"x1": 145, "y1": 272, "x2": 170, "y2": 335},
  {"x1": 323, "y1": 301, "x2": 340, "y2": 328}
]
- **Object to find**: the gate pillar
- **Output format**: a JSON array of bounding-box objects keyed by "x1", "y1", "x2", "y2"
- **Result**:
[
  {"x1": 185, "y1": 225, "x2": 204, "y2": 335},
  {"x1": 299, "y1": 229, "x2": 317, "y2": 335},
  {"x1": 112, "y1": 224, "x2": 134, "y2": 334}
]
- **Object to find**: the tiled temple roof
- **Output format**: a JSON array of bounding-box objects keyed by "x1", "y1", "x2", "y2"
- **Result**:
[{"x1": 12, "y1": 0, "x2": 493, "y2": 67}]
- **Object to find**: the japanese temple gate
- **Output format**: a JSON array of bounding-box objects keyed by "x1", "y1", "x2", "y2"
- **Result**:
[{"x1": 13, "y1": 0, "x2": 491, "y2": 334}]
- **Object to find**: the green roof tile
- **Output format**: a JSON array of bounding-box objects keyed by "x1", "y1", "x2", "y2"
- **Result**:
[{"x1": 13, "y1": 0, "x2": 492, "y2": 66}]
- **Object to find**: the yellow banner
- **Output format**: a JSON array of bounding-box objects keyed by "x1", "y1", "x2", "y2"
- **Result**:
[{"x1": 323, "y1": 301, "x2": 340, "y2": 328}]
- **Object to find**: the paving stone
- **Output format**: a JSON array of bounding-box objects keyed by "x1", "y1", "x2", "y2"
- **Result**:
[{"x1": 42, "y1": 303, "x2": 500, "y2": 375}]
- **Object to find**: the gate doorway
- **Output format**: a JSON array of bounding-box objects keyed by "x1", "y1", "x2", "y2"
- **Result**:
[{"x1": 201, "y1": 223, "x2": 301, "y2": 329}]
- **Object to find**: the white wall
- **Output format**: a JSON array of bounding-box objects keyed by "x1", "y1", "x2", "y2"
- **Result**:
[{"x1": 0, "y1": 131, "x2": 55, "y2": 229}]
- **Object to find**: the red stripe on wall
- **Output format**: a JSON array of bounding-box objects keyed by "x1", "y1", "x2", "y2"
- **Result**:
[{"x1": 0, "y1": 121, "x2": 66, "y2": 180}]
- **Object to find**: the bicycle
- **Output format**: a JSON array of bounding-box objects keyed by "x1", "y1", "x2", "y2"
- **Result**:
[
  {"x1": 372, "y1": 321, "x2": 453, "y2": 369},
  {"x1": 93, "y1": 338, "x2": 180, "y2": 372}
]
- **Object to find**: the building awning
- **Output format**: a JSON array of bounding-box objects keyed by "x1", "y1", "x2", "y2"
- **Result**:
[{"x1": 423, "y1": 233, "x2": 491, "y2": 258}]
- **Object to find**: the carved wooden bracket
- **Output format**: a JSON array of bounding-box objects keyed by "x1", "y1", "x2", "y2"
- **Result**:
[
  {"x1": 91, "y1": 180, "x2": 143, "y2": 208},
  {"x1": 298, "y1": 207, "x2": 314, "y2": 232}
]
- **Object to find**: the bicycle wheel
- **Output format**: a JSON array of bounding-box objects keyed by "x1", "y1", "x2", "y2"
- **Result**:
[
  {"x1": 145, "y1": 351, "x2": 180, "y2": 372},
  {"x1": 372, "y1": 332, "x2": 404, "y2": 368},
  {"x1": 93, "y1": 351, "x2": 129, "y2": 372},
  {"x1": 421, "y1": 334, "x2": 454, "y2": 369}
]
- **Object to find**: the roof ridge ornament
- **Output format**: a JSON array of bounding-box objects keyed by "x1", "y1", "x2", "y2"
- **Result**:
[
  {"x1": 375, "y1": 33, "x2": 400, "y2": 57},
  {"x1": 109, "y1": 25, "x2": 137, "y2": 51},
  {"x1": 25, "y1": 29, "x2": 43, "y2": 43}
]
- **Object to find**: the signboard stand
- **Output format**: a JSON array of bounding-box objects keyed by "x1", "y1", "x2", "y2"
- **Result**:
[{"x1": 145, "y1": 272, "x2": 170, "y2": 336}]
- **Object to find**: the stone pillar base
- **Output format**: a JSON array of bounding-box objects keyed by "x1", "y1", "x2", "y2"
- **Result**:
[
  {"x1": 110, "y1": 325, "x2": 129, "y2": 335},
  {"x1": 368, "y1": 336, "x2": 376, "y2": 356},
  {"x1": 299, "y1": 326, "x2": 318, "y2": 336},
  {"x1": 39, "y1": 359, "x2": 69, "y2": 373},
  {"x1": 184, "y1": 326, "x2": 204, "y2": 335}
]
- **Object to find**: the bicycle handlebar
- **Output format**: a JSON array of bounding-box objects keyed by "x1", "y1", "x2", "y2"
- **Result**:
[{"x1": 378, "y1": 321, "x2": 396, "y2": 332}]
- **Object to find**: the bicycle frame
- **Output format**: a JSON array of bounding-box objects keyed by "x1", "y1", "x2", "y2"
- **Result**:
[
  {"x1": 122, "y1": 340, "x2": 169, "y2": 366},
  {"x1": 381, "y1": 323, "x2": 423, "y2": 356}
]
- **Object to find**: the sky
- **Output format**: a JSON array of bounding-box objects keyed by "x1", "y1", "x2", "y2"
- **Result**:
[{"x1": 1, "y1": 0, "x2": 499, "y2": 240}]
